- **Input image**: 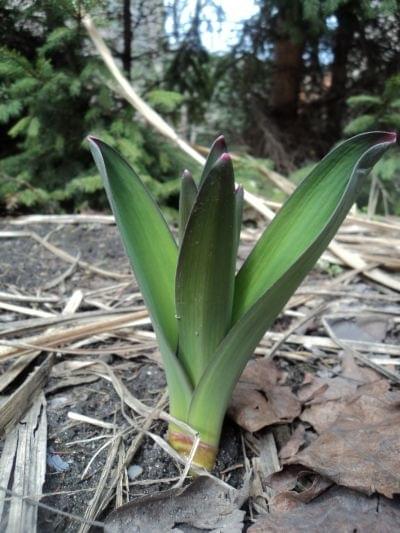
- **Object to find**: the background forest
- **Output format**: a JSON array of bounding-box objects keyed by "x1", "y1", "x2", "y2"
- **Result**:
[{"x1": 0, "y1": 0, "x2": 399, "y2": 216}]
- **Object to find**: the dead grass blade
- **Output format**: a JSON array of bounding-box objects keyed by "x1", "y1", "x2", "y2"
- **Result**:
[
  {"x1": 0, "y1": 394, "x2": 47, "y2": 533},
  {"x1": 8, "y1": 214, "x2": 114, "y2": 225},
  {"x1": 0, "y1": 356, "x2": 53, "y2": 433},
  {"x1": 77, "y1": 435, "x2": 122, "y2": 533},
  {"x1": 0, "y1": 310, "x2": 148, "y2": 362}
]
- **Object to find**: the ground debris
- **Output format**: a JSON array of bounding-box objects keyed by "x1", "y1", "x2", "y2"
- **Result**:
[
  {"x1": 297, "y1": 351, "x2": 388, "y2": 433},
  {"x1": 289, "y1": 386, "x2": 400, "y2": 498},
  {"x1": 248, "y1": 486, "x2": 400, "y2": 532},
  {"x1": 229, "y1": 358, "x2": 301, "y2": 432},
  {"x1": 0, "y1": 394, "x2": 47, "y2": 533},
  {"x1": 104, "y1": 475, "x2": 248, "y2": 533}
]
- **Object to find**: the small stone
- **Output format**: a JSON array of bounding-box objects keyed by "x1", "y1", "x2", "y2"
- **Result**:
[
  {"x1": 47, "y1": 448, "x2": 70, "y2": 472},
  {"x1": 127, "y1": 464, "x2": 143, "y2": 480}
]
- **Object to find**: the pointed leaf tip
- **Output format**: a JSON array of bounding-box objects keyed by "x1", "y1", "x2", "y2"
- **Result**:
[
  {"x1": 200, "y1": 135, "x2": 229, "y2": 186},
  {"x1": 176, "y1": 148, "x2": 236, "y2": 386},
  {"x1": 87, "y1": 135, "x2": 99, "y2": 144},
  {"x1": 182, "y1": 169, "x2": 193, "y2": 179},
  {"x1": 214, "y1": 136, "x2": 227, "y2": 153}
]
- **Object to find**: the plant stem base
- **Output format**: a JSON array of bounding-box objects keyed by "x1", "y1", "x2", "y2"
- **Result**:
[{"x1": 168, "y1": 430, "x2": 217, "y2": 471}]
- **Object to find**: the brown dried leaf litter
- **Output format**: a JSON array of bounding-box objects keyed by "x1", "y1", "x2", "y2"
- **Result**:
[
  {"x1": 248, "y1": 486, "x2": 400, "y2": 533},
  {"x1": 229, "y1": 359, "x2": 301, "y2": 432},
  {"x1": 232, "y1": 352, "x2": 400, "y2": 500},
  {"x1": 104, "y1": 476, "x2": 249, "y2": 533},
  {"x1": 289, "y1": 386, "x2": 400, "y2": 498},
  {"x1": 0, "y1": 214, "x2": 399, "y2": 531}
]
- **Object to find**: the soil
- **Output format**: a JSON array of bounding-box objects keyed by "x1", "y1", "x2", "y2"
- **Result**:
[{"x1": 0, "y1": 223, "x2": 129, "y2": 291}]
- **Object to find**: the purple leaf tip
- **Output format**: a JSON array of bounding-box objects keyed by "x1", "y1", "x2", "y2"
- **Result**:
[
  {"x1": 87, "y1": 135, "x2": 100, "y2": 144},
  {"x1": 220, "y1": 152, "x2": 231, "y2": 162}
]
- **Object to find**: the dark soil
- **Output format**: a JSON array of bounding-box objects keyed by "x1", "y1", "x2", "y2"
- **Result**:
[
  {"x1": 0, "y1": 222, "x2": 130, "y2": 292},
  {"x1": 38, "y1": 365, "x2": 244, "y2": 532}
]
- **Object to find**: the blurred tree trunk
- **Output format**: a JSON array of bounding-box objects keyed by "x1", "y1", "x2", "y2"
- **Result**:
[
  {"x1": 271, "y1": 38, "x2": 304, "y2": 118},
  {"x1": 270, "y1": 5, "x2": 305, "y2": 120},
  {"x1": 329, "y1": 1, "x2": 358, "y2": 137},
  {"x1": 123, "y1": 0, "x2": 132, "y2": 79}
]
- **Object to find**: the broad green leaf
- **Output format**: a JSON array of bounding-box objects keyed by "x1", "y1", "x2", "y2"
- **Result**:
[
  {"x1": 199, "y1": 135, "x2": 227, "y2": 187},
  {"x1": 179, "y1": 169, "x2": 197, "y2": 245},
  {"x1": 189, "y1": 131, "x2": 396, "y2": 445},
  {"x1": 233, "y1": 132, "x2": 397, "y2": 322},
  {"x1": 234, "y1": 186, "x2": 244, "y2": 253},
  {"x1": 88, "y1": 137, "x2": 192, "y2": 417},
  {"x1": 176, "y1": 154, "x2": 236, "y2": 386}
]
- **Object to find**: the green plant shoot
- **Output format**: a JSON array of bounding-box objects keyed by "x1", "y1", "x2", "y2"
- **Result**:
[{"x1": 89, "y1": 131, "x2": 396, "y2": 470}]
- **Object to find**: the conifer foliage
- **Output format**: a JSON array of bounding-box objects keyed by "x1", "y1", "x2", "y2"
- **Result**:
[{"x1": 0, "y1": 1, "x2": 185, "y2": 212}]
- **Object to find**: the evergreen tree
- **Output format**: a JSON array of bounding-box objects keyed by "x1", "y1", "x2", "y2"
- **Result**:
[{"x1": 0, "y1": 1, "x2": 187, "y2": 213}]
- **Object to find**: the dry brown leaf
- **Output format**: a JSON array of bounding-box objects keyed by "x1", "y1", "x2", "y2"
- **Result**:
[
  {"x1": 298, "y1": 353, "x2": 389, "y2": 433},
  {"x1": 298, "y1": 373, "x2": 355, "y2": 433},
  {"x1": 278, "y1": 424, "x2": 306, "y2": 461},
  {"x1": 270, "y1": 474, "x2": 332, "y2": 513},
  {"x1": 298, "y1": 353, "x2": 381, "y2": 404},
  {"x1": 241, "y1": 358, "x2": 287, "y2": 387},
  {"x1": 229, "y1": 359, "x2": 301, "y2": 432},
  {"x1": 289, "y1": 389, "x2": 400, "y2": 498},
  {"x1": 249, "y1": 486, "x2": 400, "y2": 533},
  {"x1": 297, "y1": 375, "x2": 354, "y2": 405},
  {"x1": 300, "y1": 399, "x2": 345, "y2": 434},
  {"x1": 265, "y1": 465, "x2": 306, "y2": 494},
  {"x1": 325, "y1": 315, "x2": 390, "y2": 343},
  {"x1": 104, "y1": 476, "x2": 247, "y2": 532},
  {"x1": 340, "y1": 351, "x2": 384, "y2": 383},
  {"x1": 264, "y1": 465, "x2": 332, "y2": 512}
]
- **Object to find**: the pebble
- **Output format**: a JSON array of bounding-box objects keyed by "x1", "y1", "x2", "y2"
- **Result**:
[
  {"x1": 127, "y1": 464, "x2": 143, "y2": 480},
  {"x1": 47, "y1": 448, "x2": 70, "y2": 472}
]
